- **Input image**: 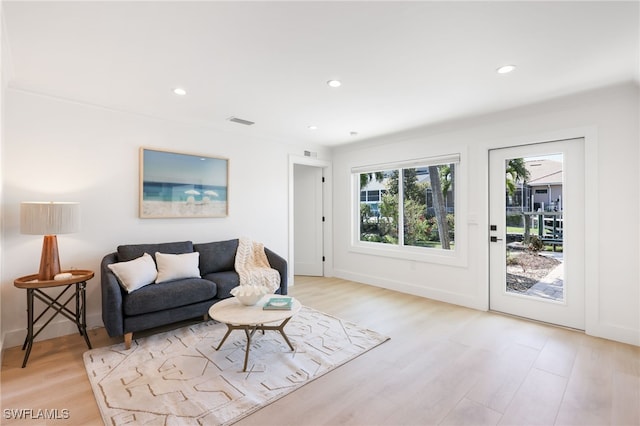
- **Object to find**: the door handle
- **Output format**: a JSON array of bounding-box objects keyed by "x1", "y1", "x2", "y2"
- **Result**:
[{"x1": 490, "y1": 236, "x2": 503, "y2": 242}]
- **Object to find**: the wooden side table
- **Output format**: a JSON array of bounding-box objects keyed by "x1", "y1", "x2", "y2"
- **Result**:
[{"x1": 14, "y1": 270, "x2": 94, "y2": 368}]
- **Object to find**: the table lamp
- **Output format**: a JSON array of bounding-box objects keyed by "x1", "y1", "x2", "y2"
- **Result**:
[{"x1": 20, "y1": 202, "x2": 81, "y2": 281}]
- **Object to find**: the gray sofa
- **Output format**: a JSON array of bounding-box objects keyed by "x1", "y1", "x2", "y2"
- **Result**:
[{"x1": 101, "y1": 239, "x2": 287, "y2": 348}]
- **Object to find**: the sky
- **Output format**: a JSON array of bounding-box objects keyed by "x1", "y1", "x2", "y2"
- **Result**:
[{"x1": 142, "y1": 149, "x2": 227, "y2": 186}]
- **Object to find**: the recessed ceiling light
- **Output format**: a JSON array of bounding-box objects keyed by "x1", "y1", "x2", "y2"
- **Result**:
[
  {"x1": 308, "y1": 125, "x2": 318, "y2": 130},
  {"x1": 173, "y1": 87, "x2": 187, "y2": 96},
  {"x1": 496, "y1": 65, "x2": 516, "y2": 74},
  {"x1": 327, "y1": 80, "x2": 342, "y2": 88}
]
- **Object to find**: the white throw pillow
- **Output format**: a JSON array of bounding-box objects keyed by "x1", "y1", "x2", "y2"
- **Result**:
[
  {"x1": 155, "y1": 251, "x2": 201, "y2": 284},
  {"x1": 107, "y1": 253, "x2": 158, "y2": 293}
]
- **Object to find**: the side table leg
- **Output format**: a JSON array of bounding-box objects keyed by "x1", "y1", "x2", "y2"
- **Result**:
[
  {"x1": 21, "y1": 289, "x2": 35, "y2": 368},
  {"x1": 78, "y1": 282, "x2": 92, "y2": 349},
  {"x1": 75, "y1": 282, "x2": 80, "y2": 333}
]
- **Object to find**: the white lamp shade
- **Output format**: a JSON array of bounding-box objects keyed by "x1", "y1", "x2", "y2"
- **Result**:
[{"x1": 20, "y1": 202, "x2": 81, "y2": 235}]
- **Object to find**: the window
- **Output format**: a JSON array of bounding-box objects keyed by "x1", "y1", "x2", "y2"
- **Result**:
[
  {"x1": 367, "y1": 190, "x2": 380, "y2": 202},
  {"x1": 355, "y1": 155, "x2": 459, "y2": 252},
  {"x1": 359, "y1": 169, "x2": 398, "y2": 245}
]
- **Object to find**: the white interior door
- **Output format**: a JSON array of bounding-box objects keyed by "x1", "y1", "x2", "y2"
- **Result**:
[
  {"x1": 294, "y1": 164, "x2": 324, "y2": 276},
  {"x1": 489, "y1": 139, "x2": 585, "y2": 329}
]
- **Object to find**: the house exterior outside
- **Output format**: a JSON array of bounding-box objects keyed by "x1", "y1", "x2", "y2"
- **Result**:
[
  {"x1": 360, "y1": 168, "x2": 456, "y2": 218},
  {"x1": 508, "y1": 158, "x2": 563, "y2": 213},
  {"x1": 527, "y1": 158, "x2": 563, "y2": 212}
]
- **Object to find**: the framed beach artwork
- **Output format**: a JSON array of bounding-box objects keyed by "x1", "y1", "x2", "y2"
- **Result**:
[{"x1": 139, "y1": 148, "x2": 228, "y2": 218}]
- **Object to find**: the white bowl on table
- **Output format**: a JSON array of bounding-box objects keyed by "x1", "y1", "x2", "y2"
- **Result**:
[{"x1": 230, "y1": 285, "x2": 269, "y2": 306}]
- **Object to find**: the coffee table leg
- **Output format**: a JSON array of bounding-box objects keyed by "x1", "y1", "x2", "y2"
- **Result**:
[
  {"x1": 213, "y1": 320, "x2": 294, "y2": 371},
  {"x1": 243, "y1": 327, "x2": 251, "y2": 372},
  {"x1": 214, "y1": 324, "x2": 255, "y2": 372},
  {"x1": 276, "y1": 317, "x2": 295, "y2": 351},
  {"x1": 215, "y1": 324, "x2": 234, "y2": 350},
  {"x1": 257, "y1": 317, "x2": 295, "y2": 351}
]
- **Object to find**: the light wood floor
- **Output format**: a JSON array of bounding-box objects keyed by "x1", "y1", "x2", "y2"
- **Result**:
[{"x1": 2, "y1": 276, "x2": 639, "y2": 425}]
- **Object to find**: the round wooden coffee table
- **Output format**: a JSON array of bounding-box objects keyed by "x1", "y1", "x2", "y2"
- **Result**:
[{"x1": 208, "y1": 295, "x2": 302, "y2": 371}]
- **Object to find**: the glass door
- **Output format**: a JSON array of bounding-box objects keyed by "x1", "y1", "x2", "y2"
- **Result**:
[{"x1": 489, "y1": 139, "x2": 585, "y2": 329}]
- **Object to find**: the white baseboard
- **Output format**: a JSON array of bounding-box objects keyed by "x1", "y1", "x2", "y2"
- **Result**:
[
  {"x1": 334, "y1": 269, "x2": 639, "y2": 347},
  {"x1": 333, "y1": 268, "x2": 486, "y2": 311},
  {"x1": 586, "y1": 322, "x2": 640, "y2": 347},
  {"x1": 2, "y1": 313, "x2": 103, "y2": 350}
]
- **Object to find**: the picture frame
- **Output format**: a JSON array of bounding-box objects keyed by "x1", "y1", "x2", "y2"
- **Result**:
[{"x1": 139, "y1": 148, "x2": 228, "y2": 218}]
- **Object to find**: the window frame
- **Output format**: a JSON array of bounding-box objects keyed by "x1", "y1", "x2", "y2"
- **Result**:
[{"x1": 351, "y1": 154, "x2": 466, "y2": 266}]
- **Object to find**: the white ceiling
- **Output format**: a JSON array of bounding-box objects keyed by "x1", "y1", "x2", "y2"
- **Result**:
[{"x1": 3, "y1": 1, "x2": 639, "y2": 147}]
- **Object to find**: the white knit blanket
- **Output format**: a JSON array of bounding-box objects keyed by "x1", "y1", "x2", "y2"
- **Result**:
[{"x1": 234, "y1": 238, "x2": 280, "y2": 293}]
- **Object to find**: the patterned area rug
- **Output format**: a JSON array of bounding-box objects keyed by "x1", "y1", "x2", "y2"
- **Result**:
[{"x1": 84, "y1": 307, "x2": 389, "y2": 425}]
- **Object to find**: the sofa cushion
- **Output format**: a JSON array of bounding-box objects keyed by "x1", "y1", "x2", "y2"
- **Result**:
[
  {"x1": 155, "y1": 252, "x2": 200, "y2": 283},
  {"x1": 107, "y1": 253, "x2": 158, "y2": 293},
  {"x1": 194, "y1": 239, "x2": 239, "y2": 275},
  {"x1": 202, "y1": 271, "x2": 239, "y2": 299},
  {"x1": 123, "y1": 277, "x2": 217, "y2": 316},
  {"x1": 118, "y1": 241, "x2": 194, "y2": 263}
]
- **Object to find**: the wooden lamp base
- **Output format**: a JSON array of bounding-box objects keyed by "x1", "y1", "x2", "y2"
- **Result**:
[{"x1": 38, "y1": 235, "x2": 61, "y2": 281}]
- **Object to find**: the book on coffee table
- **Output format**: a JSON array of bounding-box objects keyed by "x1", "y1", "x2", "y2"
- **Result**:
[{"x1": 263, "y1": 297, "x2": 292, "y2": 310}]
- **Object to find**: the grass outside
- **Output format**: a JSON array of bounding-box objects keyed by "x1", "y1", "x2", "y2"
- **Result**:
[{"x1": 507, "y1": 226, "x2": 525, "y2": 234}]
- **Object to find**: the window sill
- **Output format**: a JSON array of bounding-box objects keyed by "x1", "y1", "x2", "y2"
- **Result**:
[{"x1": 349, "y1": 241, "x2": 467, "y2": 267}]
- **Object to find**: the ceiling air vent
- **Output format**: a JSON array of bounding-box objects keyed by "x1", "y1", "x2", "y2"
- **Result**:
[{"x1": 227, "y1": 116, "x2": 255, "y2": 126}]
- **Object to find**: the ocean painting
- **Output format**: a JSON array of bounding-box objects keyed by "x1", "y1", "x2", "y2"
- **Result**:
[{"x1": 140, "y1": 148, "x2": 228, "y2": 218}]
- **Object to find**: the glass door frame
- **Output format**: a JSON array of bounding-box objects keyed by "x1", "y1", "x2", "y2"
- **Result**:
[{"x1": 488, "y1": 138, "x2": 586, "y2": 330}]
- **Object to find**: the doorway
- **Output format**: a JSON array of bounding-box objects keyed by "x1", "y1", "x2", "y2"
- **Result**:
[
  {"x1": 293, "y1": 163, "x2": 324, "y2": 276},
  {"x1": 489, "y1": 138, "x2": 585, "y2": 329}
]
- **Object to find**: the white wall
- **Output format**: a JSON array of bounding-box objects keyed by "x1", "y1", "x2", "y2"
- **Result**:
[
  {"x1": 3, "y1": 83, "x2": 637, "y2": 349},
  {"x1": 0, "y1": 88, "x2": 330, "y2": 348},
  {"x1": 0, "y1": 6, "x2": 6, "y2": 355},
  {"x1": 332, "y1": 82, "x2": 640, "y2": 346}
]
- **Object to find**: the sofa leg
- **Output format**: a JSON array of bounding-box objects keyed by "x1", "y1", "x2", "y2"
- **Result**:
[{"x1": 124, "y1": 332, "x2": 133, "y2": 349}]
